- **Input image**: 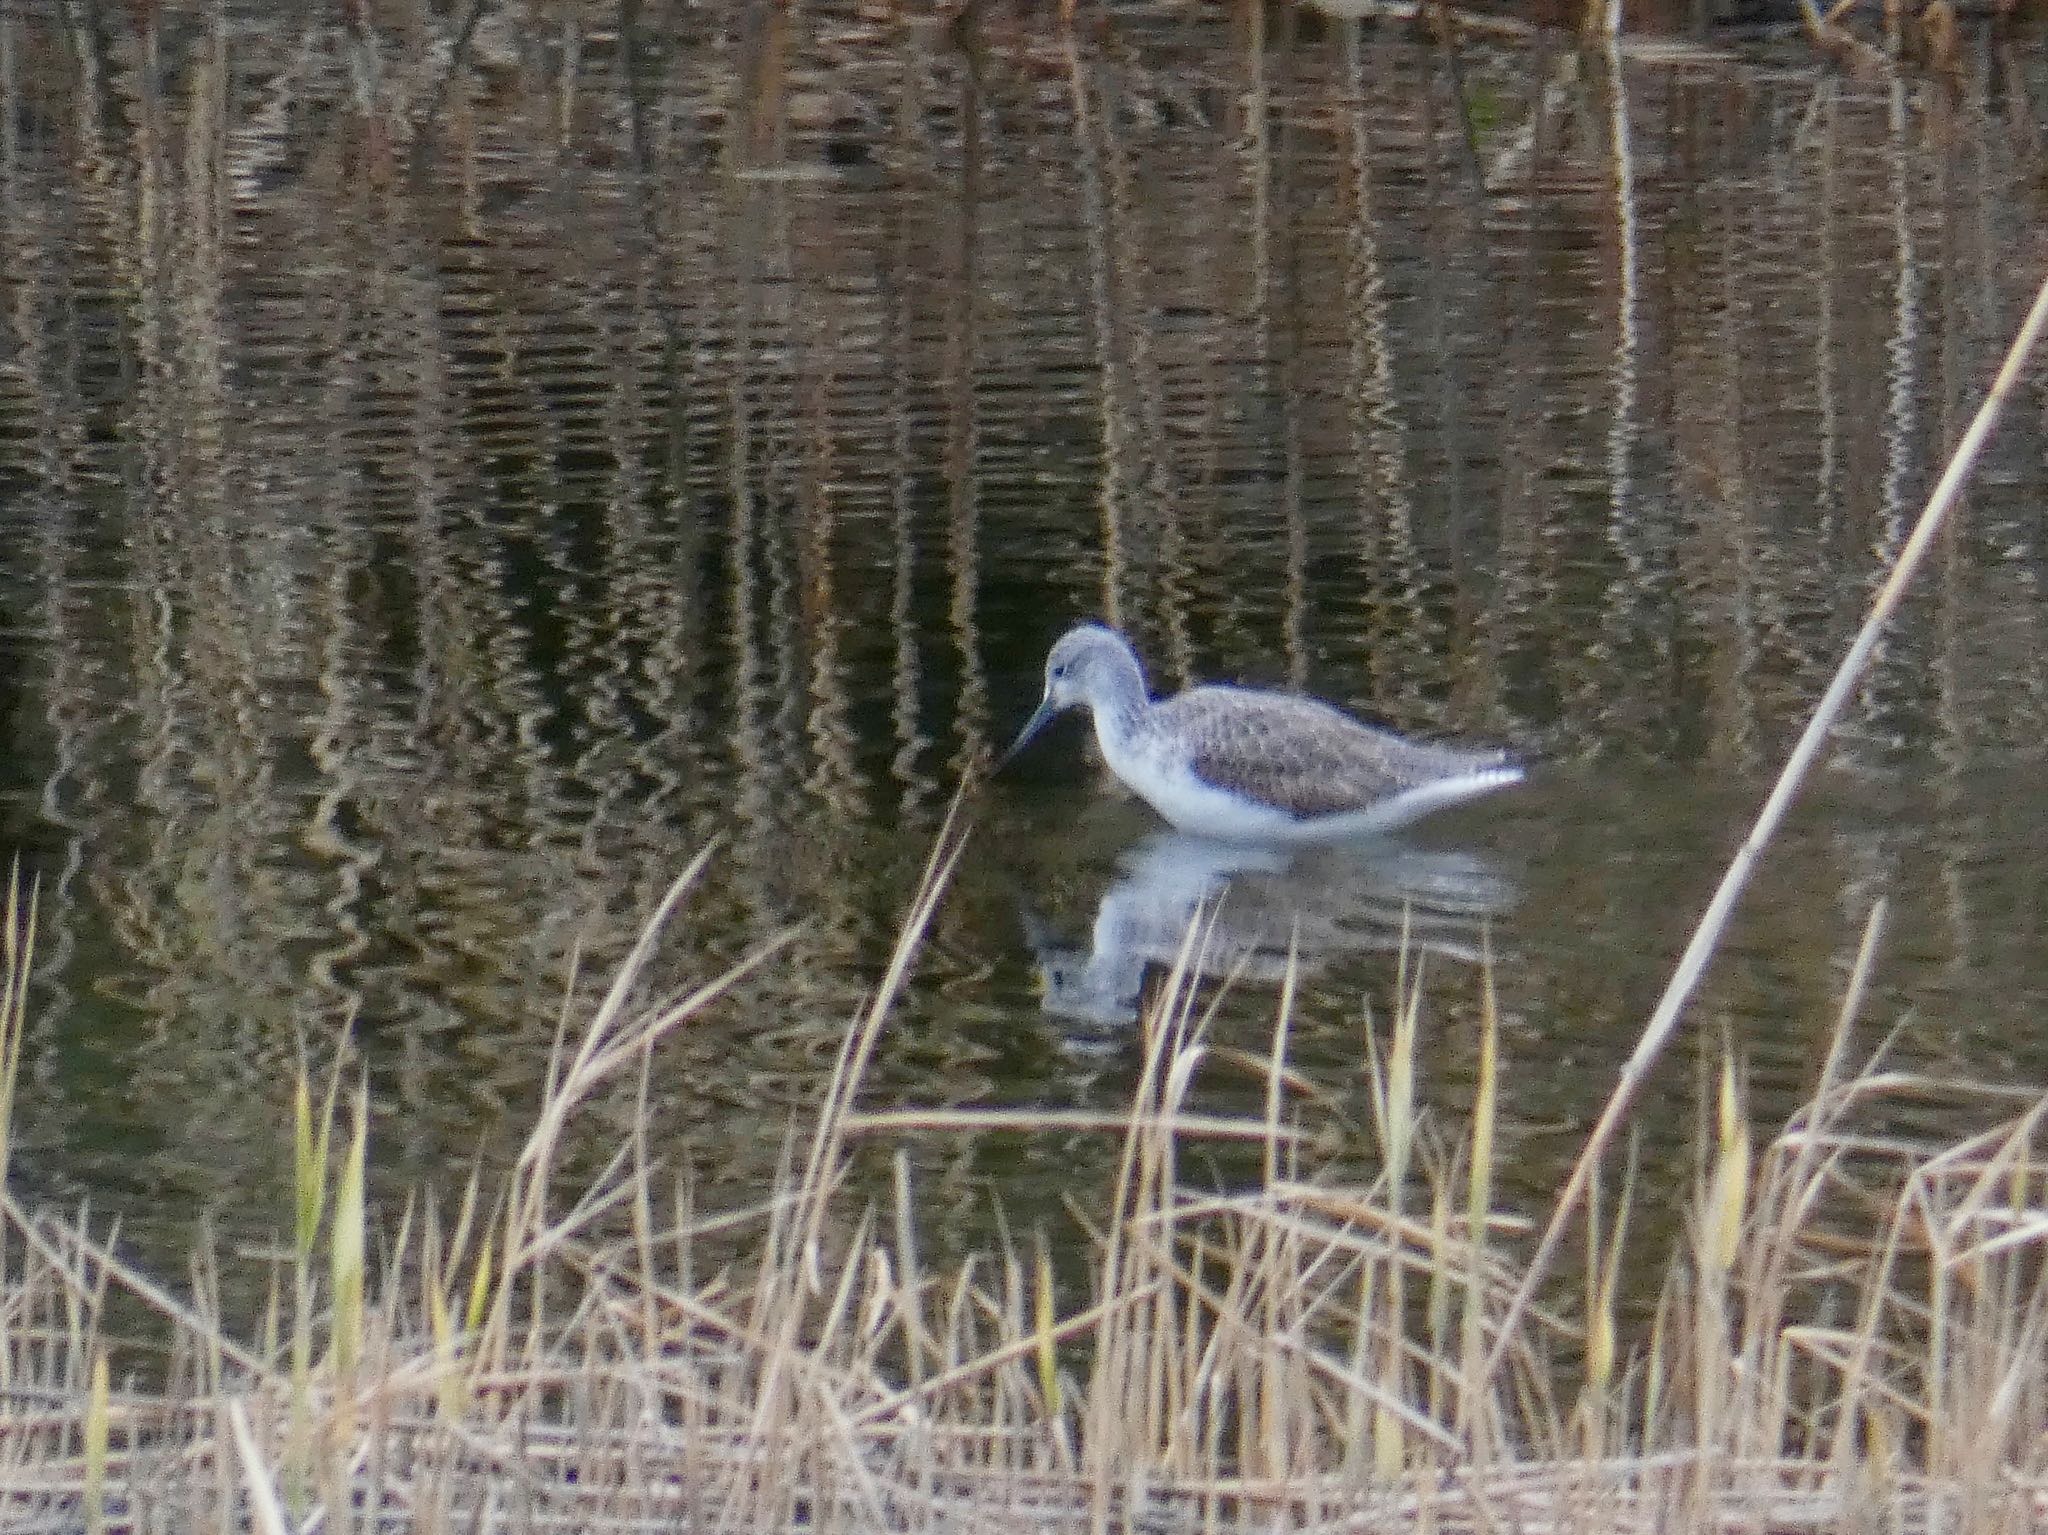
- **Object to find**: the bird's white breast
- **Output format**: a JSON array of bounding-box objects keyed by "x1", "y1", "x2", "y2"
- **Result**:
[{"x1": 1094, "y1": 722, "x2": 1301, "y2": 841}]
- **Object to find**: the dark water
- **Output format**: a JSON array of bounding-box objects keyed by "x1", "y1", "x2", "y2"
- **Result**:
[{"x1": 1, "y1": 2, "x2": 2045, "y2": 1278}]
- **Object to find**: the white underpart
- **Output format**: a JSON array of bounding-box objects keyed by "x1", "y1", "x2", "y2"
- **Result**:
[
  {"x1": 1094, "y1": 709, "x2": 1523, "y2": 844},
  {"x1": 1271, "y1": 766, "x2": 1526, "y2": 841}
]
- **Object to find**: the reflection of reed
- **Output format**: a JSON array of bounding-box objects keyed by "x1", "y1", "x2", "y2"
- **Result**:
[
  {"x1": 1596, "y1": 31, "x2": 1646, "y2": 741},
  {"x1": 1244, "y1": 6, "x2": 1313, "y2": 693},
  {"x1": 1857, "y1": 72, "x2": 1924, "y2": 759},
  {"x1": 1064, "y1": 29, "x2": 1129, "y2": 635},
  {"x1": 795, "y1": 303, "x2": 867, "y2": 851},
  {"x1": 1813, "y1": 83, "x2": 1843, "y2": 558},
  {"x1": 887, "y1": 76, "x2": 933, "y2": 822},
  {"x1": 943, "y1": 33, "x2": 989, "y2": 790},
  {"x1": 1338, "y1": 29, "x2": 1440, "y2": 724}
]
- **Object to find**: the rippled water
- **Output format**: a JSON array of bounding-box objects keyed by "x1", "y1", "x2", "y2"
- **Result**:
[{"x1": 1, "y1": 2, "x2": 2045, "y2": 1280}]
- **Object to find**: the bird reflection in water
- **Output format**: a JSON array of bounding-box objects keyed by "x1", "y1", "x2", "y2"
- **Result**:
[{"x1": 1021, "y1": 830, "x2": 1517, "y2": 1031}]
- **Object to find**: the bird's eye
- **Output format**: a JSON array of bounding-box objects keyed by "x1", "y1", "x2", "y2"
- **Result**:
[{"x1": 1051, "y1": 662, "x2": 1068, "y2": 679}]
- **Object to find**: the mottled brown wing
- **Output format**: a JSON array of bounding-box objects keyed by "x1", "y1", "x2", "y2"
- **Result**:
[{"x1": 1164, "y1": 688, "x2": 1506, "y2": 820}]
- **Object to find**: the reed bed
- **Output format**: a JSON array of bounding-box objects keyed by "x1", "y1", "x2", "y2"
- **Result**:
[{"x1": 0, "y1": 849, "x2": 2044, "y2": 1535}]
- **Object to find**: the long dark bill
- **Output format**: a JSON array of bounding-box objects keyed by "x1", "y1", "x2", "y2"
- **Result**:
[{"x1": 996, "y1": 696, "x2": 1057, "y2": 771}]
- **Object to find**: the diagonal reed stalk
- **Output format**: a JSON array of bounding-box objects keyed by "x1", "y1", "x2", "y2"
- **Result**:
[
  {"x1": 0, "y1": 862, "x2": 33, "y2": 1223},
  {"x1": 1478, "y1": 269, "x2": 2048, "y2": 1394}
]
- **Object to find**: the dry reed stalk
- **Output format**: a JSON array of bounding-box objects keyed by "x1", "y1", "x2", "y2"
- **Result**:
[
  {"x1": 0, "y1": 865, "x2": 30, "y2": 1214},
  {"x1": 226, "y1": 1399, "x2": 288, "y2": 1535}
]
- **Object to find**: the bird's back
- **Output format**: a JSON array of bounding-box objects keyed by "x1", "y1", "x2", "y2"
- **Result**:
[{"x1": 1149, "y1": 685, "x2": 1512, "y2": 822}]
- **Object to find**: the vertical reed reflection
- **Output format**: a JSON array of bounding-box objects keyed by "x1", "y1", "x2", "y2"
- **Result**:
[
  {"x1": 1251, "y1": 3, "x2": 1311, "y2": 693},
  {"x1": 942, "y1": 22, "x2": 988, "y2": 787},
  {"x1": 886, "y1": 19, "x2": 933, "y2": 820},
  {"x1": 1064, "y1": 26, "x2": 1128, "y2": 636},
  {"x1": 1338, "y1": 27, "x2": 1436, "y2": 721},
  {"x1": 1596, "y1": 32, "x2": 1648, "y2": 753}
]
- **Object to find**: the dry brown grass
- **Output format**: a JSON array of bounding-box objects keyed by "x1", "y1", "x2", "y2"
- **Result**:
[{"x1": 1, "y1": 842, "x2": 2044, "y2": 1534}]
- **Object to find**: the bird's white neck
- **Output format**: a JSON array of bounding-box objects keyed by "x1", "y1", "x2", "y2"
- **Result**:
[{"x1": 1083, "y1": 667, "x2": 1151, "y2": 760}]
